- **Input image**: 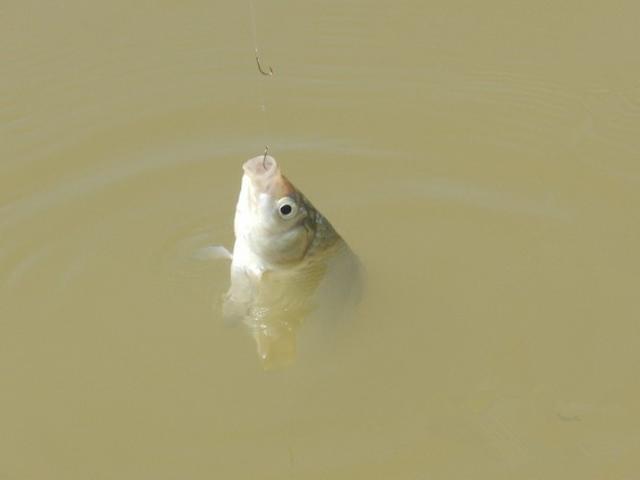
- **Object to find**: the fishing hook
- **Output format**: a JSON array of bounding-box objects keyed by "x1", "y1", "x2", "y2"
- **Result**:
[
  {"x1": 255, "y1": 49, "x2": 274, "y2": 76},
  {"x1": 263, "y1": 145, "x2": 269, "y2": 168}
]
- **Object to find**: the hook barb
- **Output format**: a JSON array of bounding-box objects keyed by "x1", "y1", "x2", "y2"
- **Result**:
[{"x1": 255, "y1": 49, "x2": 274, "y2": 76}]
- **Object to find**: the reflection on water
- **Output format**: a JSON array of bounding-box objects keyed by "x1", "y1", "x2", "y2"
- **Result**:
[{"x1": 3, "y1": 0, "x2": 640, "y2": 478}]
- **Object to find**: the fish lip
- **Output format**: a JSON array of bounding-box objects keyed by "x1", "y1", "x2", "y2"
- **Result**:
[{"x1": 243, "y1": 155, "x2": 278, "y2": 179}]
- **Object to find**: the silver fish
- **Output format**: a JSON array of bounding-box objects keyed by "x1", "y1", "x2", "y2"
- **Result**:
[{"x1": 222, "y1": 155, "x2": 361, "y2": 369}]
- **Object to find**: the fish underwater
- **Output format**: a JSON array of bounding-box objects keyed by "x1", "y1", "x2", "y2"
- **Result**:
[{"x1": 220, "y1": 154, "x2": 361, "y2": 369}]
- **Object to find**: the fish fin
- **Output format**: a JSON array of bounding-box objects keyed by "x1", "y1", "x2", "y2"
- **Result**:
[
  {"x1": 195, "y1": 245, "x2": 233, "y2": 261},
  {"x1": 254, "y1": 329, "x2": 297, "y2": 371}
]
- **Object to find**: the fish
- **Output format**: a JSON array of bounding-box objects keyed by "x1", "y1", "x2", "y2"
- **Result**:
[{"x1": 221, "y1": 154, "x2": 361, "y2": 369}]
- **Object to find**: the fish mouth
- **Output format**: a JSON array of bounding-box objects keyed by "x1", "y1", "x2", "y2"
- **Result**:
[
  {"x1": 242, "y1": 154, "x2": 295, "y2": 198},
  {"x1": 243, "y1": 155, "x2": 278, "y2": 179}
]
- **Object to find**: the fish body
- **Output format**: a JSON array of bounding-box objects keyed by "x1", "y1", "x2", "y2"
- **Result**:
[{"x1": 223, "y1": 155, "x2": 360, "y2": 368}]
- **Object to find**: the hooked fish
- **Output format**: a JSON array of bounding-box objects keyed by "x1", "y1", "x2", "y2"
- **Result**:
[{"x1": 221, "y1": 154, "x2": 360, "y2": 369}]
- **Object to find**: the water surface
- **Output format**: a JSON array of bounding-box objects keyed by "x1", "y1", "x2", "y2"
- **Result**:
[{"x1": 2, "y1": 1, "x2": 640, "y2": 478}]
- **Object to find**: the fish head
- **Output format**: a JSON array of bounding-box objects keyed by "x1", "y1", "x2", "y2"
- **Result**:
[{"x1": 234, "y1": 155, "x2": 315, "y2": 266}]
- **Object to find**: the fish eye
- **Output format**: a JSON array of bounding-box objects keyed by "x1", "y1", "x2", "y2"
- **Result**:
[{"x1": 277, "y1": 197, "x2": 298, "y2": 219}]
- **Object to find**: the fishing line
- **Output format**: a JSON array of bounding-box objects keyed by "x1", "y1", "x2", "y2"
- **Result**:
[{"x1": 249, "y1": 1, "x2": 273, "y2": 157}]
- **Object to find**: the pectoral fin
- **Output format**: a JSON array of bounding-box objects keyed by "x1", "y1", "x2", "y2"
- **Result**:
[{"x1": 195, "y1": 245, "x2": 233, "y2": 261}]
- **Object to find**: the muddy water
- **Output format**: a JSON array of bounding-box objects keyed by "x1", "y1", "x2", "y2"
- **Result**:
[{"x1": 2, "y1": 1, "x2": 640, "y2": 478}]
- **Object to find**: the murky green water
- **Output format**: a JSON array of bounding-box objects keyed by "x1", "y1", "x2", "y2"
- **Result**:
[{"x1": 2, "y1": 1, "x2": 640, "y2": 478}]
